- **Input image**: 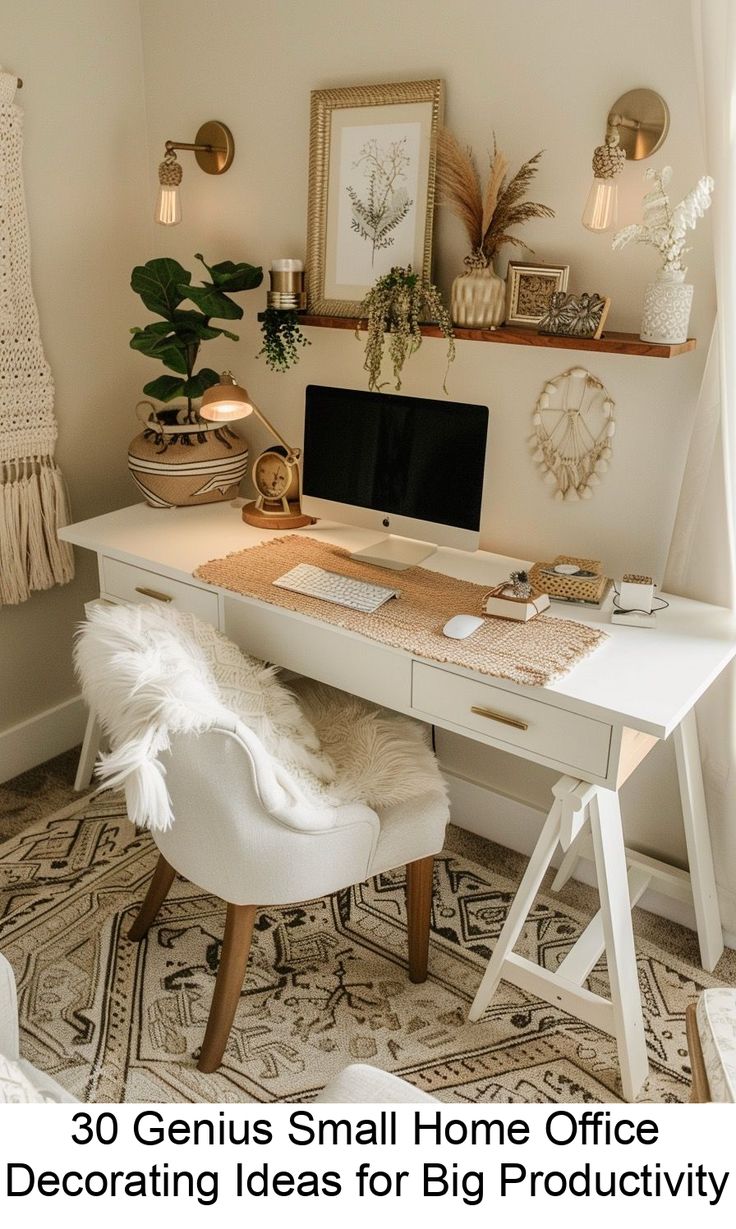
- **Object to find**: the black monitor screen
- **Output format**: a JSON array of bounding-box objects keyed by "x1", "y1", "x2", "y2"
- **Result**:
[{"x1": 303, "y1": 385, "x2": 488, "y2": 532}]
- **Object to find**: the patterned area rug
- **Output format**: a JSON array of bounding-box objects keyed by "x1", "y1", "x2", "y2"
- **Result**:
[{"x1": 0, "y1": 793, "x2": 727, "y2": 1104}]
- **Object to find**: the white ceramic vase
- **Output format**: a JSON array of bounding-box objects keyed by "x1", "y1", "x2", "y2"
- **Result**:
[
  {"x1": 451, "y1": 263, "x2": 506, "y2": 329},
  {"x1": 639, "y1": 268, "x2": 694, "y2": 345}
]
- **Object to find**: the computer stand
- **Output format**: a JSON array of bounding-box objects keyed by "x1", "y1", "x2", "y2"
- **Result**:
[{"x1": 350, "y1": 536, "x2": 438, "y2": 571}]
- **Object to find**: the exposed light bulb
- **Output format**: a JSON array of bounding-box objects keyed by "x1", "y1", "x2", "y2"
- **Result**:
[
  {"x1": 199, "y1": 398, "x2": 248, "y2": 421},
  {"x1": 582, "y1": 178, "x2": 619, "y2": 232},
  {"x1": 155, "y1": 184, "x2": 182, "y2": 226},
  {"x1": 155, "y1": 149, "x2": 183, "y2": 226},
  {"x1": 200, "y1": 372, "x2": 256, "y2": 422}
]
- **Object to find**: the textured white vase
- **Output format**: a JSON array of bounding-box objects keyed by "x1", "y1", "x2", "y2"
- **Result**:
[
  {"x1": 451, "y1": 264, "x2": 506, "y2": 329},
  {"x1": 639, "y1": 268, "x2": 694, "y2": 345}
]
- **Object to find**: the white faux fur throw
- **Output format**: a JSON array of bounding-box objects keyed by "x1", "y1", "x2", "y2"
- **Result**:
[{"x1": 74, "y1": 602, "x2": 446, "y2": 832}]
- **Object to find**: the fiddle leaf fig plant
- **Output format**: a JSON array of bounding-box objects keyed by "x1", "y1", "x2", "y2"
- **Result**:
[{"x1": 130, "y1": 253, "x2": 263, "y2": 421}]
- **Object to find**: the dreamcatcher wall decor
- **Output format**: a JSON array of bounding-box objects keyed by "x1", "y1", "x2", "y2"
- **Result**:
[{"x1": 529, "y1": 366, "x2": 615, "y2": 501}]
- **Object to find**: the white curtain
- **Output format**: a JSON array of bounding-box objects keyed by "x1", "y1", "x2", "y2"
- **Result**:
[{"x1": 664, "y1": 0, "x2": 736, "y2": 930}]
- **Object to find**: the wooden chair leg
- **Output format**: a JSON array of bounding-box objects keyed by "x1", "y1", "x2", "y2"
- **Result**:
[
  {"x1": 198, "y1": 903, "x2": 257, "y2": 1073},
  {"x1": 406, "y1": 855, "x2": 434, "y2": 984},
  {"x1": 128, "y1": 853, "x2": 176, "y2": 941}
]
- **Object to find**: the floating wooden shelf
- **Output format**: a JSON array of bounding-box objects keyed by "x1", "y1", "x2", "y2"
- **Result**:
[{"x1": 298, "y1": 314, "x2": 696, "y2": 359}]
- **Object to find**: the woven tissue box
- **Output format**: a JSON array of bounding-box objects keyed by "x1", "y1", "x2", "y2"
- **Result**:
[{"x1": 529, "y1": 555, "x2": 607, "y2": 605}]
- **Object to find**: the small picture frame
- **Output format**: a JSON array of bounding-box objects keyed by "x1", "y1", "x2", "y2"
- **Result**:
[
  {"x1": 306, "y1": 79, "x2": 444, "y2": 317},
  {"x1": 505, "y1": 261, "x2": 570, "y2": 328}
]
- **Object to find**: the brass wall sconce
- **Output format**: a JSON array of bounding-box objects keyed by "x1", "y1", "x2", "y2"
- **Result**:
[
  {"x1": 582, "y1": 88, "x2": 669, "y2": 233},
  {"x1": 155, "y1": 120, "x2": 235, "y2": 227}
]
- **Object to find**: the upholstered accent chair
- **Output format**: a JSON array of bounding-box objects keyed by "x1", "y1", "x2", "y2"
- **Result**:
[
  {"x1": 75, "y1": 602, "x2": 450, "y2": 1073},
  {"x1": 686, "y1": 990, "x2": 736, "y2": 1102},
  {"x1": 0, "y1": 953, "x2": 75, "y2": 1103}
]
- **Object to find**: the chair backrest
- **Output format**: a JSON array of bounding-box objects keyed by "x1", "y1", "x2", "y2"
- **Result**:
[
  {"x1": 74, "y1": 600, "x2": 337, "y2": 834},
  {"x1": 154, "y1": 726, "x2": 379, "y2": 906}
]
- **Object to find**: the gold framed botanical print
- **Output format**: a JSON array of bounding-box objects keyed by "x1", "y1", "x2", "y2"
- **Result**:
[
  {"x1": 505, "y1": 261, "x2": 570, "y2": 328},
  {"x1": 306, "y1": 79, "x2": 444, "y2": 316}
]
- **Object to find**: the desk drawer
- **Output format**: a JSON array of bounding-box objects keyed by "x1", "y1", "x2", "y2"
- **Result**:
[
  {"x1": 101, "y1": 557, "x2": 219, "y2": 624},
  {"x1": 411, "y1": 661, "x2": 611, "y2": 777}
]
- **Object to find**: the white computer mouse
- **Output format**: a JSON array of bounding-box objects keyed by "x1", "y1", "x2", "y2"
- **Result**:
[{"x1": 442, "y1": 614, "x2": 486, "y2": 639}]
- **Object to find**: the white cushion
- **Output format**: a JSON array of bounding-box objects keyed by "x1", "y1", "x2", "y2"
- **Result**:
[
  {"x1": 0, "y1": 952, "x2": 19, "y2": 1059},
  {"x1": 316, "y1": 1063, "x2": 438, "y2": 1103},
  {"x1": 0, "y1": 1053, "x2": 55, "y2": 1103},
  {"x1": 371, "y1": 791, "x2": 451, "y2": 876},
  {"x1": 696, "y1": 988, "x2": 736, "y2": 1102}
]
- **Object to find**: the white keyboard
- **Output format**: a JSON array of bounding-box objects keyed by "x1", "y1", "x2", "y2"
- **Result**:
[{"x1": 273, "y1": 563, "x2": 400, "y2": 613}]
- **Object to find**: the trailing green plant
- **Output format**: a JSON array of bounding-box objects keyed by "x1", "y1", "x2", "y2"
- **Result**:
[
  {"x1": 130, "y1": 253, "x2": 263, "y2": 421},
  {"x1": 257, "y1": 308, "x2": 311, "y2": 373},
  {"x1": 356, "y1": 265, "x2": 455, "y2": 393}
]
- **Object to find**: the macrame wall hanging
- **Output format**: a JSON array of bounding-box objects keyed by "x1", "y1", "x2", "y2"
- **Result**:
[
  {"x1": 0, "y1": 70, "x2": 74, "y2": 605},
  {"x1": 529, "y1": 366, "x2": 615, "y2": 501}
]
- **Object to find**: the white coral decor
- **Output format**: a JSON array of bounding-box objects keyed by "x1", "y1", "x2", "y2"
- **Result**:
[{"x1": 612, "y1": 166, "x2": 714, "y2": 274}]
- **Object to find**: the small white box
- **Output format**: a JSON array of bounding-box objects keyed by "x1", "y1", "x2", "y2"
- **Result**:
[{"x1": 618, "y1": 574, "x2": 655, "y2": 614}]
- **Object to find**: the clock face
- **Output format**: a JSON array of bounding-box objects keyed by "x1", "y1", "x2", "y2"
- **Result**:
[{"x1": 253, "y1": 449, "x2": 292, "y2": 499}]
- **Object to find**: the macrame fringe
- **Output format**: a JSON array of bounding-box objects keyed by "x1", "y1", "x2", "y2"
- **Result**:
[{"x1": 0, "y1": 455, "x2": 74, "y2": 605}]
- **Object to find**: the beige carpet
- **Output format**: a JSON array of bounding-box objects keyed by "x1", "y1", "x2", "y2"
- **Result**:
[{"x1": 1, "y1": 789, "x2": 733, "y2": 1104}]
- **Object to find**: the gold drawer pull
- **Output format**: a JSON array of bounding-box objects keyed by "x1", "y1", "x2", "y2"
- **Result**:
[
  {"x1": 471, "y1": 705, "x2": 528, "y2": 731},
  {"x1": 135, "y1": 586, "x2": 173, "y2": 603}
]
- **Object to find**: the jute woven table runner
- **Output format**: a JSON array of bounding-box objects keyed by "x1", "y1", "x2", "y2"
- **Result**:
[{"x1": 194, "y1": 536, "x2": 608, "y2": 687}]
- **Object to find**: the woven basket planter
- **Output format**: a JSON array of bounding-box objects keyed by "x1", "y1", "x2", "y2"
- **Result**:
[{"x1": 128, "y1": 407, "x2": 249, "y2": 509}]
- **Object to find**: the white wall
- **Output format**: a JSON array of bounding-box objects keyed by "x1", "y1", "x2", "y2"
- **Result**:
[
  {"x1": 138, "y1": 0, "x2": 714, "y2": 900},
  {"x1": 0, "y1": 0, "x2": 151, "y2": 748}
]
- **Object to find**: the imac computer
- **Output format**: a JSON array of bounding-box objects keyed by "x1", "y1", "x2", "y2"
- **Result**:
[{"x1": 301, "y1": 384, "x2": 489, "y2": 570}]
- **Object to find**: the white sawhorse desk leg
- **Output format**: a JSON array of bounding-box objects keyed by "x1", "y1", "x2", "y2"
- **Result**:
[
  {"x1": 674, "y1": 708, "x2": 724, "y2": 972},
  {"x1": 74, "y1": 710, "x2": 102, "y2": 792},
  {"x1": 552, "y1": 709, "x2": 724, "y2": 975},
  {"x1": 468, "y1": 775, "x2": 649, "y2": 1102}
]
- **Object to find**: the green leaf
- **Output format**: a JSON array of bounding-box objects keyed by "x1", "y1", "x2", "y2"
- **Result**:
[
  {"x1": 130, "y1": 323, "x2": 190, "y2": 373},
  {"x1": 170, "y1": 311, "x2": 238, "y2": 343},
  {"x1": 183, "y1": 368, "x2": 221, "y2": 399},
  {"x1": 208, "y1": 261, "x2": 263, "y2": 291},
  {"x1": 131, "y1": 258, "x2": 192, "y2": 319},
  {"x1": 181, "y1": 282, "x2": 244, "y2": 320},
  {"x1": 195, "y1": 253, "x2": 263, "y2": 291},
  {"x1": 142, "y1": 374, "x2": 186, "y2": 402}
]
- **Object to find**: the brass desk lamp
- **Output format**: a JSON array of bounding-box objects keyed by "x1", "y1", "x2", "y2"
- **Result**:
[{"x1": 200, "y1": 372, "x2": 312, "y2": 529}]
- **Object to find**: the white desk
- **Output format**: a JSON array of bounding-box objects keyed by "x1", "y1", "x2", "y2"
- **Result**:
[{"x1": 61, "y1": 501, "x2": 736, "y2": 1100}]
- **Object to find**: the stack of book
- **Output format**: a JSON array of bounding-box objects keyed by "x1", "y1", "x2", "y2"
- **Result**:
[{"x1": 529, "y1": 555, "x2": 611, "y2": 609}]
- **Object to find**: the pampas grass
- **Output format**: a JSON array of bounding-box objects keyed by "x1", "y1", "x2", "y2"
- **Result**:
[{"x1": 437, "y1": 127, "x2": 554, "y2": 264}]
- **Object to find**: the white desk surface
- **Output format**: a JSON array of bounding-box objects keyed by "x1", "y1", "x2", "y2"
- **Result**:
[{"x1": 61, "y1": 501, "x2": 736, "y2": 739}]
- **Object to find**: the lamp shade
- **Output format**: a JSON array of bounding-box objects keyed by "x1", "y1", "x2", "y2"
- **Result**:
[{"x1": 200, "y1": 372, "x2": 256, "y2": 422}]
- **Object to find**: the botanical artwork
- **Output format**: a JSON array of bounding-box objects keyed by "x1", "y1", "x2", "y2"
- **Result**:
[
  {"x1": 529, "y1": 367, "x2": 615, "y2": 502},
  {"x1": 307, "y1": 80, "x2": 443, "y2": 316},
  {"x1": 346, "y1": 135, "x2": 414, "y2": 265},
  {"x1": 335, "y1": 122, "x2": 421, "y2": 283},
  {"x1": 538, "y1": 292, "x2": 611, "y2": 339}
]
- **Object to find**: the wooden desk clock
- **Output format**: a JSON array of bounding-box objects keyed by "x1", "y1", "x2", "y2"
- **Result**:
[{"x1": 201, "y1": 372, "x2": 313, "y2": 528}]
